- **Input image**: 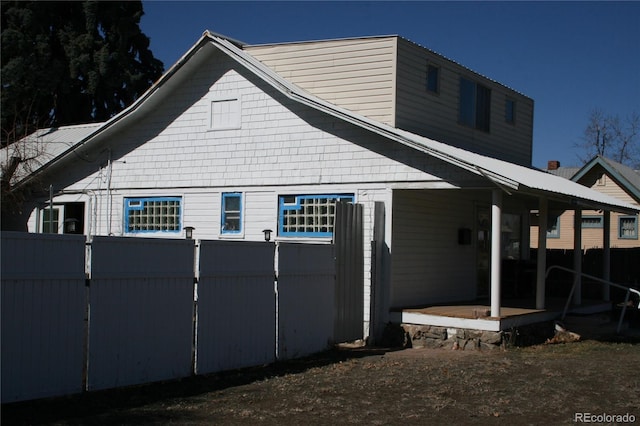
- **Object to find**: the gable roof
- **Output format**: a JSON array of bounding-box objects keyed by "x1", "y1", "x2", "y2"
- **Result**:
[
  {"x1": 572, "y1": 155, "x2": 640, "y2": 202},
  {"x1": 546, "y1": 166, "x2": 580, "y2": 180},
  {"x1": 4, "y1": 31, "x2": 639, "y2": 215}
]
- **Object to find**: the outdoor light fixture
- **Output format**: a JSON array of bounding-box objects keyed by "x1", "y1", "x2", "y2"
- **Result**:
[
  {"x1": 184, "y1": 226, "x2": 195, "y2": 239},
  {"x1": 262, "y1": 229, "x2": 272, "y2": 242},
  {"x1": 64, "y1": 218, "x2": 79, "y2": 234}
]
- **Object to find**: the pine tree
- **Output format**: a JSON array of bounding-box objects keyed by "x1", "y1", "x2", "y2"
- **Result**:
[{"x1": 1, "y1": 0, "x2": 164, "y2": 145}]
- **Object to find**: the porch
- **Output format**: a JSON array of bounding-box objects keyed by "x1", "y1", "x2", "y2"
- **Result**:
[{"x1": 389, "y1": 298, "x2": 612, "y2": 332}]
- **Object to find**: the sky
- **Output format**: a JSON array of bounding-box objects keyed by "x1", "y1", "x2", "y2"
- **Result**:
[{"x1": 139, "y1": 1, "x2": 640, "y2": 170}]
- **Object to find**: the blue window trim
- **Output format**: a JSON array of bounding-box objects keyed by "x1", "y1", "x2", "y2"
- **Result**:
[
  {"x1": 124, "y1": 196, "x2": 182, "y2": 234},
  {"x1": 278, "y1": 194, "x2": 354, "y2": 238},
  {"x1": 221, "y1": 192, "x2": 243, "y2": 235},
  {"x1": 547, "y1": 216, "x2": 560, "y2": 239},
  {"x1": 618, "y1": 215, "x2": 638, "y2": 240},
  {"x1": 581, "y1": 215, "x2": 603, "y2": 229}
]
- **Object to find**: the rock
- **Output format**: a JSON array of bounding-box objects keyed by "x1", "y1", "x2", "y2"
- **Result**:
[{"x1": 545, "y1": 330, "x2": 581, "y2": 344}]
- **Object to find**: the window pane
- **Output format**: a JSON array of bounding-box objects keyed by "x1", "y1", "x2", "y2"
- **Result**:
[
  {"x1": 222, "y1": 193, "x2": 242, "y2": 233},
  {"x1": 42, "y1": 208, "x2": 60, "y2": 233},
  {"x1": 505, "y1": 99, "x2": 515, "y2": 124},
  {"x1": 125, "y1": 198, "x2": 181, "y2": 233},
  {"x1": 459, "y1": 78, "x2": 475, "y2": 127},
  {"x1": 427, "y1": 65, "x2": 439, "y2": 93},
  {"x1": 581, "y1": 216, "x2": 603, "y2": 228},
  {"x1": 619, "y1": 216, "x2": 638, "y2": 239},
  {"x1": 224, "y1": 195, "x2": 241, "y2": 212},
  {"x1": 279, "y1": 194, "x2": 353, "y2": 237},
  {"x1": 475, "y1": 84, "x2": 491, "y2": 132}
]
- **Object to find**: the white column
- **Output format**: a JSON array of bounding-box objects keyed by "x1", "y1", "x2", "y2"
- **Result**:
[
  {"x1": 572, "y1": 209, "x2": 582, "y2": 305},
  {"x1": 602, "y1": 210, "x2": 611, "y2": 301},
  {"x1": 490, "y1": 189, "x2": 502, "y2": 318},
  {"x1": 536, "y1": 197, "x2": 548, "y2": 310}
]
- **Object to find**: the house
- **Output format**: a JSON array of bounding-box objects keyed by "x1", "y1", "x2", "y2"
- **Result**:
[
  {"x1": 2, "y1": 31, "x2": 637, "y2": 342},
  {"x1": 531, "y1": 157, "x2": 640, "y2": 249}
]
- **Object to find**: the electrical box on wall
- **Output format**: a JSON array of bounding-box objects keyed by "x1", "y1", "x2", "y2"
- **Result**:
[{"x1": 458, "y1": 227, "x2": 472, "y2": 245}]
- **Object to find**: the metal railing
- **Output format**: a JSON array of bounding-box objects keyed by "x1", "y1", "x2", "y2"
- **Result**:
[{"x1": 545, "y1": 265, "x2": 640, "y2": 334}]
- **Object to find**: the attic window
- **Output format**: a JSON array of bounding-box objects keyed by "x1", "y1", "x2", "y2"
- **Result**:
[{"x1": 210, "y1": 98, "x2": 241, "y2": 130}]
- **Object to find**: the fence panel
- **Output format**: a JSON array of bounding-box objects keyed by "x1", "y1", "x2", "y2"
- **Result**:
[
  {"x1": 277, "y1": 243, "x2": 335, "y2": 360},
  {"x1": 87, "y1": 236, "x2": 195, "y2": 391},
  {"x1": 196, "y1": 240, "x2": 276, "y2": 375},
  {"x1": 1, "y1": 232, "x2": 86, "y2": 403}
]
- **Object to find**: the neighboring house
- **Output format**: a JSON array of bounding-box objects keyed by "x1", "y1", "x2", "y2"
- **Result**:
[
  {"x1": 2, "y1": 31, "x2": 637, "y2": 339},
  {"x1": 531, "y1": 157, "x2": 640, "y2": 249}
]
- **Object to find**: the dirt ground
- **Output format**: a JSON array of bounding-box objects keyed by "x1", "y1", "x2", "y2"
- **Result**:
[{"x1": 3, "y1": 337, "x2": 640, "y2": 426}]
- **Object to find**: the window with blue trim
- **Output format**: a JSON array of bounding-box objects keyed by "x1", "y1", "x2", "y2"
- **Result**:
[
  {"x1": 221, "y1": 193, "x2": 242, "y2": 234},
  {"x1": 124, "y1": 197, "x2": 181, "y2": 233},
  {"x1": 279, "y1": 194, "x2": 354, "y2": 237},
  {"x1": 581, "y1": 215, "x2": 603, "y2": 229},
  {"x1": 619, "y1": 216, "x2": 638, "y2": 239}
]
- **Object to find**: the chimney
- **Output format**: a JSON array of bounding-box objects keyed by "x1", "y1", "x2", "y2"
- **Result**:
[{"x1": 547, "y1": 160, "x2": 560, "y2": 171}]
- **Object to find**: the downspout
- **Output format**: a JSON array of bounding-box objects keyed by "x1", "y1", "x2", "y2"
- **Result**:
[
  {"x1": 490, "y1": 189, "x2": 502, "y2": 318},
  {"x1": 106, "y1": 150, "x2": 112, "y2": 235},
  {"x1": 49, "y1": 184, "x2": 54, "y2": 233}
]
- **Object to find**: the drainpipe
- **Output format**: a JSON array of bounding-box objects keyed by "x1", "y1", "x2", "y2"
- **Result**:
[
  {"x1": 49, "y1": 184, "x2": 54, "y2": 233},
  {"x1": 490, "y1": 189, "x2": 502, "y2": 318},
  {"x1": 536, "y1": 197, "x2": 548, "y2": 310},
  {"x1": 106, "y1": 150, "x2": 112, "y2": 235}
]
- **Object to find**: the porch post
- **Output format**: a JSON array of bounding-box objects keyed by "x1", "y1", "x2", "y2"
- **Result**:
[
  {"x1": 536, "y1": 197, "x2": 548, "y2": 310},
  {"x1": 573, "y1": 209, "x2": 582, "y2": 306},
  {"x1": 602, "y1": 210, "x2": 611, "y2": 301},
  {"x1": 490, "y1": 189, "x2": 502, "y2": 318}
]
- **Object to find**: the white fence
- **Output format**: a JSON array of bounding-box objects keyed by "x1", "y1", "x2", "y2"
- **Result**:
[
  {"x1": 1, "y1": 232, "x2": 339, "y2": 403},
  {"x1": 87, "y1": 237, "x2": 196, "y2": 391},
  {"x1": 196, "y1": 240, "x2": 276, "y2": 375},
  {"x1": 1, "y1": 233, "x2": 86, "y2": 402}
]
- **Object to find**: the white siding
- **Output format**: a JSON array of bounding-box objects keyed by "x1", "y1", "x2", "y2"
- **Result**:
[
  {"x1": 42, "y1": 49, "x2": 470, "y2": 242},
  {"x1": 390, "y1": 189, "x2": 477, "y2": 307}
]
